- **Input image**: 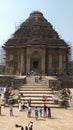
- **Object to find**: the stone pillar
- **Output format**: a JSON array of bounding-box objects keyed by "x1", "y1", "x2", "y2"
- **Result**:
[
  {"x1": 10, "y1": 51, "x2": 13, "y2": 74},
  {"x1": 41, "y1": 48, "x2": 45, "y2": 74},
  {"x1": 59, "y1": 52, "x2": 63, "y2": 73},
  {"x1": 20, "y1": 49, "x2": 24, "y2": 74},
  {"x1": 63, "y1": 54, "x2": 66, "y2": 74},
  {"x1": 26, "y1": 48, "x2": 30, "y2": 72},
  {"x1": 49, "y1": 54, "x2": 52, "y2": 69},
  {"x1": 63, "y1": 55, "x2": 66, "y2": 69}
]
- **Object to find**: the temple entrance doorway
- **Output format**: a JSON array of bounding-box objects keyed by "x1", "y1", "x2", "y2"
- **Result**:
[
  {"x1": 30, "y1": 58, "x2": 41, "y2": 72},
  {"x1": 30, "y1": 51, "x2": 41, "y2": 73}
]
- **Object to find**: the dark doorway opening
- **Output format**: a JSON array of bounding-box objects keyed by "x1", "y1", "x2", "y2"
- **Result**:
[
  {"x1": 30, "y1": 58, "x2": 41, "y2": 72},
  {"x1": 33, "y1": 61, "x2": 38, "y2": 69}
]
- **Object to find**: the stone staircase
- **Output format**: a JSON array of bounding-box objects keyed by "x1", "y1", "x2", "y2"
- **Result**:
[{"x1": 18, "y1": 76, "x2": 59, "y2": 108}]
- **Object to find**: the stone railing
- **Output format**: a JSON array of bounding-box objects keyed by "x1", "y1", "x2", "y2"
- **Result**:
[
  {"x1": 57, "y1": 76, "x2": 73, "y2": 88},
  {"x1": 0, "y1": 75, "x2": 26, "y2": 89},
  {"x1": 13, "y1": 76, "x2": 26, "y2": 89}
]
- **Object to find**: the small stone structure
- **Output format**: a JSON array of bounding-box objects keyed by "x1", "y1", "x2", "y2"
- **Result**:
[{"x1": 0, "y1": 75, "x2": 26, "y2": 88}]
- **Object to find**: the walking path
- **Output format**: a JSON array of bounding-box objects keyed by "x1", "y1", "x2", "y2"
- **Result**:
[{"x1": 0, "y1": 102, "x2": 73, "y2": 130}]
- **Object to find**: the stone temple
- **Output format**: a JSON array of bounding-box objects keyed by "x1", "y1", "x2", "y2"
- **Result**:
[{"x1": 3, "y1": 11, "x2": 69, "y2": 75}]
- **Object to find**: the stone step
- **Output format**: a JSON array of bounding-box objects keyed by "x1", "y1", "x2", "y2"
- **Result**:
[
  {"x1": 19, "y1": 90, "x2": 53, "y2": 94},
  {"x1": 24, "y1": 82, "x2": 49, "y2": 86},
  {"x1": 21, "y1": 101, "x2": 54, "y2": 104},
  {"x1": 18, "y1": 97, "x2": 54, "y2": 102},
  {"x1": 16, "y1": 76, "x2": 59, "y2": 108},
  {"x1": 26, "y1": 80, "x2": 48, "y2": 84},
  {"x1": 13, "y1": 103, "x2": 59, "y2": 108},
  {"x1": 26, "y1": 78, "x2": 48, "y2": 83},
  {"x1": 20, "y1": 85, "x2": 49, "y2": 88},
  {"x1": 22, "y1": 84, "x2": 49, "y2": 87},
  {"x1": 26, "y1": 78, "x2": 47, "y2": 81},
  {"x1": 21, "y1": 97, "x2": 53, "y2": 101},
  {"x1": 19, "y1": 88, "x2": 51, "y2": 91},
  {"x1": 21, "y1": 93, "x2": 53, "y2": 97}
]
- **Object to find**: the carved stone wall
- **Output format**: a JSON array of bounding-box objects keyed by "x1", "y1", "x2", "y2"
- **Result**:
[{"x1": 3, "y1": 11, "x2": 69, "y2": 75}]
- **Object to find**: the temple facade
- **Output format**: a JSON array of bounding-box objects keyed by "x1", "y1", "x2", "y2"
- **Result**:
[{"x1": 3, "y1": 11, "x2": 69, "y2": 75}]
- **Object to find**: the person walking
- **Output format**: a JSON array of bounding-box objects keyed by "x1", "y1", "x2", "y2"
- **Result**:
[
  {"x1": 34, "y1": 107, "x2": 39, "y2": 120},
  {"x1": 18, "y1": 102, "x2": 22, "y2": 111},
  {"x1": 21, "y1": 99, "x2": 25, "y2": 110},
  {"x1": 26, "y1": 100, "x2": 29, "y2": 109},
  {"x1": 27, "y1": 106, "x2": 31, "y2": 118},
  {"x1": 9, "y1": 104, "x2": 13, "y2": 116},
  {"x1": 47, "y1": 106, "x2": 51, "y2": 118},
  {"x1": 43, "y1": 104, "x2": 47, "y2": 118},
  {"x1": 39, "y1": 107, "x2": 42, "y2": 117},
  {"x1": 28, "y1": 98, "x2": 31, "y2": 107},
  {"x1": 25, "y1": 126, "x2": 28, "y2": 130},
  {"x1": 28, "y1": 121, "x2": 33, "y2": 130},
  {"x1": 0, "y1": 104, "x2": 1, "y2": 115}
]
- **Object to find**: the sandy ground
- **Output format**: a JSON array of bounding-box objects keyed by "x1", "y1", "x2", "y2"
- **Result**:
[{"x1": 0, "y1": 103, "x2": 73, "y2": 130}]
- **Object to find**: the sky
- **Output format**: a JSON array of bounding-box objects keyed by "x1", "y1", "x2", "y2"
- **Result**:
[{"x1": 0, "y1": 0, "x2": 73, "y2": 58}]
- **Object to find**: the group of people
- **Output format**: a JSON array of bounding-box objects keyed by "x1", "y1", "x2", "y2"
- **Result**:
[
  {"x1": 34, "y1": 104, "x2": 51, "y2": 120},
  {"x1": 18, "y1": 98, "x2": 31, "y2": 112},
  {"x1": 26, "y1": 70, "x2": 34, "y2": 77},
  {"x1": 35, "y1": 76, "x2": 42, "y2": 83},
  {"x1": 17, "y1": 98, "x2": 51, "y2": 120},
  {"x1": 18, "y1": 99, "x2": 25, "y2": 111}
]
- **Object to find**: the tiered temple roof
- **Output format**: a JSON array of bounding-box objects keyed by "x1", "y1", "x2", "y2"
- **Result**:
[{"x1": 4, "y1": 11, "x2": 68, "y2": 49}]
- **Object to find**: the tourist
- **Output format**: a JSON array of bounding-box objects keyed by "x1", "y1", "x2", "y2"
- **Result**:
[
  {"x1": 27, "y1": 106, "x2": 31, "y2": 117},
  {"x1": 18, "y1": 102, "x2": 22, "y2": 111},
  {"x1": 35, "y1": 76, "x2": 38, "y2": 83},
  {"x1": 39, "y1": 107, "x2": 42, "y2": 117},
  {"x1": 28, "y1": 98, "x2": 31, "y2": 107},
  {"x1": 34, "y1": 107, "x2": 39, "y2": 120},
  {"x1": 43, "y1": 104, "x2": 47, "y2": 118},
  {"x1": 21, "y1": 99, "x2": 25, "y2": 110},
  {"x1": 47, "y1": 106, "x2": 51, "y2": 118},
  {"x1": 44, "y1": 96, "x2": 48, "y2": 102},
  {"x1": 25, "y1": 126, "x2": 28, "y2": 130},
  {"x1": 26, "y1": 100, "x2": 29, "y2": 109},
  {"x1": 18, "y1": 93, "x2": 22, "y2": 100},
  {"x1": 42, "y1": 95, "x2": 45, "y2": 103},
  {"x1": 42, "y1": 95, "x2": 48, "y2": 103},
  {"x1": 28, "y1": 121, "x2": 33, "y2": 130},
  {"x1": 39, "y1": 76, "x2": 42, "y2": 81},
  {"x1": 21, "y1": 126, "x2": 24, "y2": 130},
  {"x1": 18, "y1": 99, "x2": 21, "y2": 105},
  {"x1": 9, "y1": 104, "x2": 13, "y2": 116},
  {"x1": 0, "y1": 104, "x2": 1, "y2": 115}
]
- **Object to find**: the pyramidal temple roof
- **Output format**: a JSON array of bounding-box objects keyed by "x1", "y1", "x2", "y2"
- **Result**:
[{"x1": 4, "y1": 11, "x2": 69, "y2": 48}]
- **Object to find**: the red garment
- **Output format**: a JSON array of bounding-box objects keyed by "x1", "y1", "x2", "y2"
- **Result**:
[{"x1": 44, "y1": 96, "x2": 48, "y2": 102}]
